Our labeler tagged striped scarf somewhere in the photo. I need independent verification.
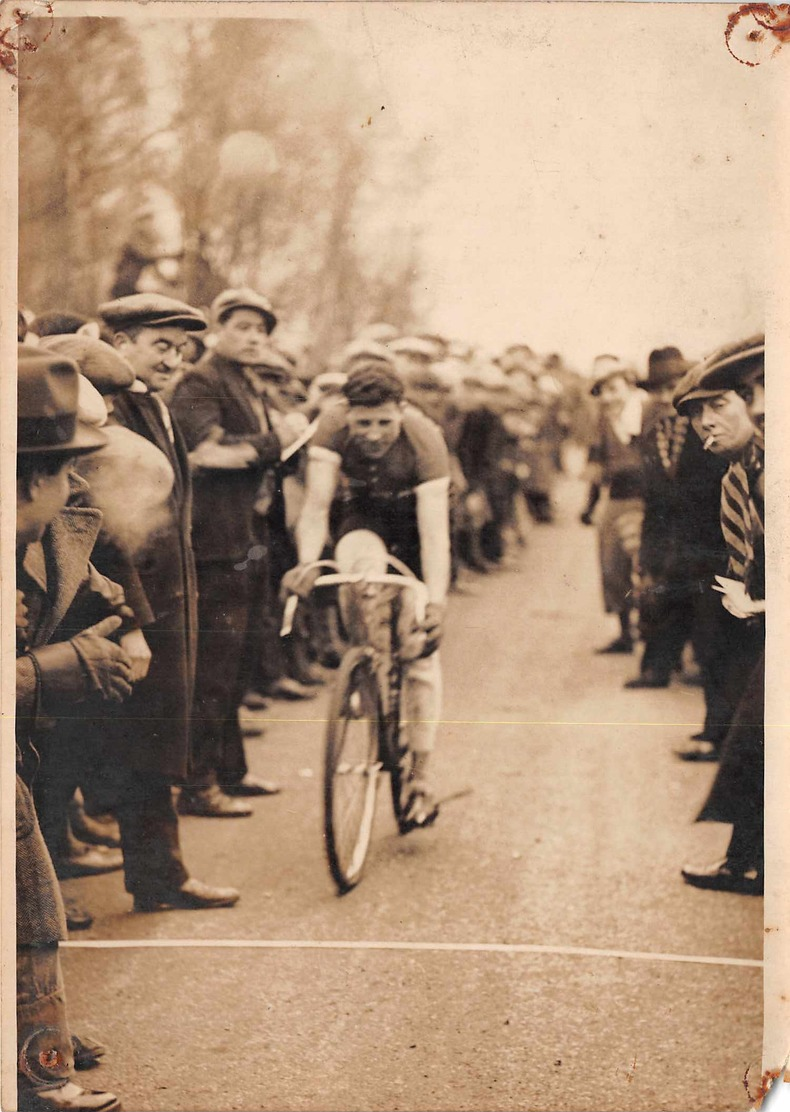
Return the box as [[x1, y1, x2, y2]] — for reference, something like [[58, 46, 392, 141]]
[[720, 429, 764, 583]]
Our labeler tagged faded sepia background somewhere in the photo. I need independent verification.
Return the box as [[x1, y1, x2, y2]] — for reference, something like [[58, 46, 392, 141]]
[[18, 4, 772, 373], [7, 3, 788, 1111]]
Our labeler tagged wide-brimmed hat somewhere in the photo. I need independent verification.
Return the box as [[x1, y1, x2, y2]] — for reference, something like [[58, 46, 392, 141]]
[[99, 293, 207, 334], [17, 346, 108, 455], [211, 287, 277, 333], [645, 347, 693, 392], [589, 355, 637, 396], [39, 334, 135, 396]]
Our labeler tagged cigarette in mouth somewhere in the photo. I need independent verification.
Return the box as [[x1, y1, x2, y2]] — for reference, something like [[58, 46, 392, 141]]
[[703, 435, 715, 450]]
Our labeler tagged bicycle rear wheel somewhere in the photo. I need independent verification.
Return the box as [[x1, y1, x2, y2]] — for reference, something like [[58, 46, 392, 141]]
[[324, 647, 382, 893]]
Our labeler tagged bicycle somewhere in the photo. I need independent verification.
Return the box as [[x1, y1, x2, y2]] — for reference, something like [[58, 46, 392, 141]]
[[281, 556, 434, 894]]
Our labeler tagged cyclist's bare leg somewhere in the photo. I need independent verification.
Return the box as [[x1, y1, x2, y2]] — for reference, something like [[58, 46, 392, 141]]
[[335, 531, 442, 825]]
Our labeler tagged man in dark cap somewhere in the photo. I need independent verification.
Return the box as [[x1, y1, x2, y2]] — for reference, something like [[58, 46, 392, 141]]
[[624, 348, 730, 718], [97, 294, 241, 904], [170, 288, 303, 817], [673, 336, 765, 893], [15, 347, 130, 1112]]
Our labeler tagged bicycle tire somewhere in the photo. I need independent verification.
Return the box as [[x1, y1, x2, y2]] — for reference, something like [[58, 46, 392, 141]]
[[384, 669, 411, 833], [324, 647, 382, 893]]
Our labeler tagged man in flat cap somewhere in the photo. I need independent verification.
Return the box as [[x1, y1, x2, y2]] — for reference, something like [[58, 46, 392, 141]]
[[16, 347, 131, 1112], [97, 293, 240, 906], [582, 356, 649, 653], [673, 336, 765, 894], [170, 288, 303, 817]]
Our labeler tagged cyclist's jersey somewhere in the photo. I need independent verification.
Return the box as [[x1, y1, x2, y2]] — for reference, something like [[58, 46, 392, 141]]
[[310, 401, 450, 575], [310, 400, 450, 494]]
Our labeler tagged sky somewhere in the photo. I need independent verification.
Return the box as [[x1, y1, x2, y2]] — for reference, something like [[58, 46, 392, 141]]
[[319, 3, 778, 371], [133, 2, 779, 373]]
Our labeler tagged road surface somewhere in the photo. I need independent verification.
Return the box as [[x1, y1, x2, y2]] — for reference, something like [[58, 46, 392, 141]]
[[60, 482, 763, 1112]]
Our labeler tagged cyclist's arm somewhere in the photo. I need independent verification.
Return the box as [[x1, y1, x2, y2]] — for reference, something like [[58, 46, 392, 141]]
[[415, 476, 451, 605], [295, 447, 341, 564]]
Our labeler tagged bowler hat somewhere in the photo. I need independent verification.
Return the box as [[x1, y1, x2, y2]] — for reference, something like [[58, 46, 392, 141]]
[[99, 293, 207, 334], [211, 288, 277, 333], [697, 333, 764, 392], [645, 347, 693, 391], [17, 346, 107, 455], [589, 355, 637, 396], [39, 335, 135, 396]]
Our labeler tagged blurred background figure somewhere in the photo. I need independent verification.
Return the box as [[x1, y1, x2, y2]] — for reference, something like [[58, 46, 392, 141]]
[[582, 355, 648, 654]]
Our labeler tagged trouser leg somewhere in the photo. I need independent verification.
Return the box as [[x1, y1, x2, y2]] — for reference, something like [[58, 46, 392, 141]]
[[17, 944, 74, 1093], [188, 562, 251, 791], [111, 772, 188, 898]]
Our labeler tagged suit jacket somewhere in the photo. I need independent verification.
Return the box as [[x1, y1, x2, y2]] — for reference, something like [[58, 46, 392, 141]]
[[639, 402, 728, 582], [170, 353, 282, 563], [97, 388, 198, 779]]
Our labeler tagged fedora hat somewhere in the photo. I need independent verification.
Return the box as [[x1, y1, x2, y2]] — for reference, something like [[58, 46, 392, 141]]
[[645, 347, 693, 391], [17, 346, 107, 455]]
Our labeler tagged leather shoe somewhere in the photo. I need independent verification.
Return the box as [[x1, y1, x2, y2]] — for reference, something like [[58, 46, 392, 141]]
[[268, 676, 317, 701], [62, 894, 94, 931], [681, 859, 763, 895], [177, 786, 252, 818], [133, 877, 240, 912], [595, 636, 633, 655], [674, 740, 718, 762], [241, 690, 270, 710], [17, 1080, 121, 1112], [56, 845, 123, 879], [222, 774, 281, 797], [68, 800, 121, 848], [624, 671, 669, 689], [72, 1034, 106, 1071]]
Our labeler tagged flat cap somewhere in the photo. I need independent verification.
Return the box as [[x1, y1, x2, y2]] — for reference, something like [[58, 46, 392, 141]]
[[697, 333, 764, 392], [99, 293, 207, 333], [387, 336, 437, 362], [39, 334, 135, 396], [402, 364, 451, 393], [211, 287, 277, 333], [672, 365, 729, 414]]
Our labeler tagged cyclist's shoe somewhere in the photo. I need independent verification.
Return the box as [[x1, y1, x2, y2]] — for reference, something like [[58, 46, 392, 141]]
[[401, 781, 439, 831]]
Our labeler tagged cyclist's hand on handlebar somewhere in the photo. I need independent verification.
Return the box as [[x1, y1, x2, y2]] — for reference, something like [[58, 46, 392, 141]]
[[280, 564, 322, 602], [421, 601, 445, 657]]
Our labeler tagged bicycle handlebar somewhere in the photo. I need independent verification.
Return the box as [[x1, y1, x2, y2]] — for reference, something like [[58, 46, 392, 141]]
[[280, 560, 427, 637]]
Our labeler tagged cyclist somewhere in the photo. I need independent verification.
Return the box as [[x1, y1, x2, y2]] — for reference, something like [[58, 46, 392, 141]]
[[283, 362, 451, 826]]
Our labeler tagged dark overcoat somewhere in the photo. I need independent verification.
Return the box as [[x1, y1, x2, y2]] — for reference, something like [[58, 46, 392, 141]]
[[638, 403, 728, 583], [97, 390, 198, 780]]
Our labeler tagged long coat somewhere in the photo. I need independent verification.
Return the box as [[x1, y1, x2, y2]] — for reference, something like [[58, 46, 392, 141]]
[[169, 353, 282, 565], [638, 403, 728, 583], [17, 506, 126, 946], [95, 389, 198, 781]]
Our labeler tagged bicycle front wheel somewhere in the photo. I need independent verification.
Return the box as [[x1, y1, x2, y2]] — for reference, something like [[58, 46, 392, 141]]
[[324, 647, 382, 893]]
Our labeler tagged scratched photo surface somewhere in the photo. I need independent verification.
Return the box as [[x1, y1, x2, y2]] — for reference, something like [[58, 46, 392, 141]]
[[9, 3, 781, 1110]]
